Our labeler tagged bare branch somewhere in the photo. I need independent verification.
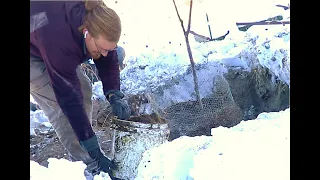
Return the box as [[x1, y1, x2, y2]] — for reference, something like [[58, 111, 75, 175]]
[[172, 0, 203, 108], [172, 0, 186, 34], [186, 0, 193, 34]]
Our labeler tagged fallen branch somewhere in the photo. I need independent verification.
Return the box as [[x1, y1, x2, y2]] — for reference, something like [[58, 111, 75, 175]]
[[275, 4, 290, 10], [190, 30, 230, 42], [236, 21, 290, 26], [190, 30, 211, 41]]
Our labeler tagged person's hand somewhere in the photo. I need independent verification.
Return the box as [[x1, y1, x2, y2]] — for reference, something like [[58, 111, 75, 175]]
[[106, 90, 131, 120], [80, 135, 120, 180]]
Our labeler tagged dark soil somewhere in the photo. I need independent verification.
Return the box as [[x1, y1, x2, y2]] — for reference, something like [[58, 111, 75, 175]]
[[224, 67, 290, 120], [30, 107, 166, 167], [30, 100, 114, 167], [30, 130, 69, 167], [30, 124, 114, 167]]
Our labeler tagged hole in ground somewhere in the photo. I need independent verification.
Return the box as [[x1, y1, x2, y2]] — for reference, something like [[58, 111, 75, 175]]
[[164, 67, 289, 140]]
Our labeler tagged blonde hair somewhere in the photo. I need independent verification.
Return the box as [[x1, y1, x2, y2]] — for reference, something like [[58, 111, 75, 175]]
[[79, 0, 121, 42]]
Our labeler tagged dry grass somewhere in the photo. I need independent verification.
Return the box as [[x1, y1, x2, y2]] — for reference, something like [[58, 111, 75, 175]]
[[250, 65, 268, 88]]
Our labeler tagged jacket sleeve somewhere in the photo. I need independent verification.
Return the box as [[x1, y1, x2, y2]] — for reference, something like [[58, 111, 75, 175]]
[[93, 50, 120, 95], [35, 29, 95, 142]]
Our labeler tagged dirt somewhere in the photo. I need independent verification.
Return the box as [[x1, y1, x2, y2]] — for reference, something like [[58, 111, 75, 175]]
[[30, 123, 114, 167], [30, 104, 167, 167], [224, 67, 290, 120], [30, 99, 114, 167], [30, 130, 69, 167]]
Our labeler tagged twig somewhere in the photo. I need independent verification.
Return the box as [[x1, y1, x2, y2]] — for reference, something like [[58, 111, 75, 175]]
[[186, 0, 192, 34], [173, 0, 186, 34]]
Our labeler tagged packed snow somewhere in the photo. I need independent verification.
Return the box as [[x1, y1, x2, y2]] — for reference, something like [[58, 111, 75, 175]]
[[30, 0, 290, 179]]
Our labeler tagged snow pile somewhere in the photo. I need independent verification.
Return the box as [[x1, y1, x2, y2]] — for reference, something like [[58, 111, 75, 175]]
[[92, 81, 106, 101], [120, 23, 290, 95], [30, 110, 51, 136], [135, 136, 214, 180], [190, 109, 290, 180], [242, 25, 290, 85], [30, 158, 88, 180], [30, 158, 112, 180], [136, 108, 290, 180]]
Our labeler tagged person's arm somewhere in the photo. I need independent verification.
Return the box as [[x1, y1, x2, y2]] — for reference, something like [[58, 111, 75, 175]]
[[93, 50, 131, 120], [36, 30, 94, 141], [93, 50, 120, 97]]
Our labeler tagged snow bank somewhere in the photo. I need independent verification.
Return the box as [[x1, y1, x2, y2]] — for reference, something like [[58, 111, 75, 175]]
[[30, 158, 88, 180], [136, 108, 290, 180], [243, 25, 290, 85], [120, 22, 290, 95], [190, 109, 290, 180]]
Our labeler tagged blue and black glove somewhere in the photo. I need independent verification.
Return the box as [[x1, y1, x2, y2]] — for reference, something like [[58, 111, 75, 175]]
[[80, 135, 120, 179], [105, 90, 131, 120]]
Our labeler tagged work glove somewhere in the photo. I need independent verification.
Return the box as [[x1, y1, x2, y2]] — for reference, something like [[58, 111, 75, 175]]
[[105, 90, 131, 120], [80, 135, 120, 180]]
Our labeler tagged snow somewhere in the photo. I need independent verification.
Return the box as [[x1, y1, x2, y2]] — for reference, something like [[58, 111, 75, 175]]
[[30, 158, 88, 180], [30, 108, 290, 180], [92, 81, 106, 101], [30, 94, 38, 105], [30, 158, 112, 180], [30, 110, 51, 136], [120, 22, 290, 95], [30, 0, 290, 179], [135, 108, 289, 180]]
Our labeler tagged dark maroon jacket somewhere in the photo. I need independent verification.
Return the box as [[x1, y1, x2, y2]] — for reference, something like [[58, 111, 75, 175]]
[[30, 1, 120, 141]]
